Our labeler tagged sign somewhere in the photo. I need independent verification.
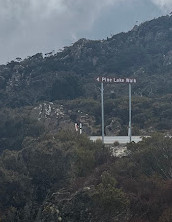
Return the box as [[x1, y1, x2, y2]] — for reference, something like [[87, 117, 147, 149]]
[[75, 123, 79, 132], [96, 77, 136, 83]]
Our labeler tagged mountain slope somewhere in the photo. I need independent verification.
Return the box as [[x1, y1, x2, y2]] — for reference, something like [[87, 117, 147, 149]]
[[0, 15, 172, 107], [0, 15, 172, 222], [0, 15, 171, 151]]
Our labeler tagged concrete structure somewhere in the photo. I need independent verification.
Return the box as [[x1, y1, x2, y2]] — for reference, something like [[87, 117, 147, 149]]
[[90, 136, 144, 144]]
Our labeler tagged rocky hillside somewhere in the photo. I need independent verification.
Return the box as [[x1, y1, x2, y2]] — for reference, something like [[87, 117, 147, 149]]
[[0, 15, 172, 107], [0, 15, 172, 153], [0, 15, 172, 222]]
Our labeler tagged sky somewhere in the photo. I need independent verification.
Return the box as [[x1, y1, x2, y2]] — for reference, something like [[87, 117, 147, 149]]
[[0, 0, 172, 65]]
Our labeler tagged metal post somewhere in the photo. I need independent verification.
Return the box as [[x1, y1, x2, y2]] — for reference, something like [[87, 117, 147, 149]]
[[129, 83, 132, 142], [79, 123, 82, 134], [101, 82, 105, 144]]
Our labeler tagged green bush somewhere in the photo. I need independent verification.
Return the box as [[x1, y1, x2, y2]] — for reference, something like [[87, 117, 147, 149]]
[[93, 171, 129, 213]]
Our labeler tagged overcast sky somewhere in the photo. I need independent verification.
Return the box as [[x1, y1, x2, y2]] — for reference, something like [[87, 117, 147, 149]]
[[0, 0, 172, 65]]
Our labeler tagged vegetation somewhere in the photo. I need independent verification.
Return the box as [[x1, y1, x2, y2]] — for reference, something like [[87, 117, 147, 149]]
[[0, 15, 172, 221], [0, 133, 171, 221]]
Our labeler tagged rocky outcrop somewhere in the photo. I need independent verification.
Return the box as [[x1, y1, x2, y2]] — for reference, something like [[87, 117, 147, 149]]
[[105, 118, 122, 136]]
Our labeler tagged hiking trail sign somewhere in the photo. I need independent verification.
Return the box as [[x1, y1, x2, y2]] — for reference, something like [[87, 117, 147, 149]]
[[96, 76, 136, 83], [96, 76, 137, 143]]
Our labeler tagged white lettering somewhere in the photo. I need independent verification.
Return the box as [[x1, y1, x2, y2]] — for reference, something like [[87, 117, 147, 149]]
[[96, 77, 136, 83], [126, 78, 130, 83]]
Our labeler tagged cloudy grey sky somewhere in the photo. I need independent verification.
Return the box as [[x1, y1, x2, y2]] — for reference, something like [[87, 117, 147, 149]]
[[0, 0, 172, 65]]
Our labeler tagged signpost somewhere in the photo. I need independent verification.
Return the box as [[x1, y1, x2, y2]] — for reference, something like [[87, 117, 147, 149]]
[[96, 76, 136, 143], [101, 82, 105, 143], [129, 83, 132, 142]]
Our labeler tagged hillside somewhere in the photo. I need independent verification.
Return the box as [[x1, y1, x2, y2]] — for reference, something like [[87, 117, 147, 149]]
[[0, 15, 172, 222], [0, 15, 172, 107], [0, 133, 172, 222], [0, 15, 171, 152]]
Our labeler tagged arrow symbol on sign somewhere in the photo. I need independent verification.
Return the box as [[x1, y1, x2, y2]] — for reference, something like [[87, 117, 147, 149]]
[[96, 77, 100, 82]]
